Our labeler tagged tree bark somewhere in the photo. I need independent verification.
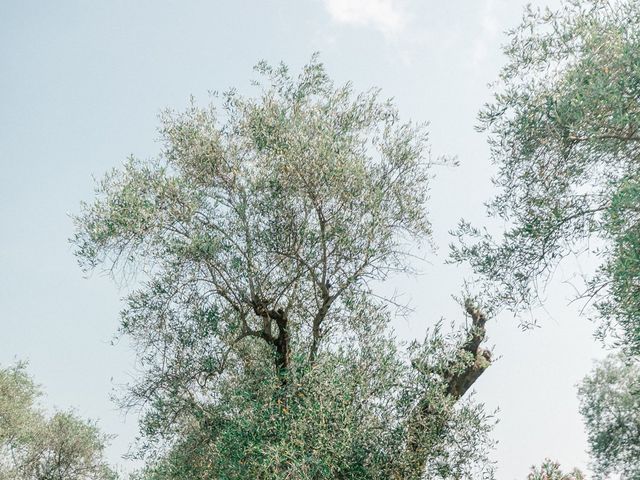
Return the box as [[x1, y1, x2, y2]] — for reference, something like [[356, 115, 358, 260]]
[[251, 300, 290, 381], [274, 312, 290, 378]]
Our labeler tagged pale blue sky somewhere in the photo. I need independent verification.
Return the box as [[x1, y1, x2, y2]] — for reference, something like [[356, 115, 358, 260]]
[[1, 1, 606, 478]]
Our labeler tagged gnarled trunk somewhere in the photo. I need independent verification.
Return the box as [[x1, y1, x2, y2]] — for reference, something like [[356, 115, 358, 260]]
[[401, 300, 492, 479]]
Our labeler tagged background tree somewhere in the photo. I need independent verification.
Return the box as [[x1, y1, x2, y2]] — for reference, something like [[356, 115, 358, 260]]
[[74, 57, 496, 479], [451, 0, 640, 353], [525, 459, 584, 480], [0, 363, 116, 480], [578, 353, 640, 480]]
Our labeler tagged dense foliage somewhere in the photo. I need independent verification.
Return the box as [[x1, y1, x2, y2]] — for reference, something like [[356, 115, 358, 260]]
[[578, 353, 640, 479], [73, 57, 497, 479], [0, 363, 116, 480], [451, 0, 640, 352]]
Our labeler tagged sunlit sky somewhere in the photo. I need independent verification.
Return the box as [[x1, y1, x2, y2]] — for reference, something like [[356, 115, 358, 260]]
[[1, 1, 608, 478]]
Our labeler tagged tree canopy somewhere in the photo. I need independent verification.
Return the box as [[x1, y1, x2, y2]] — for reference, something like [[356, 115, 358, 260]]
[[578, 353, 640, 479], [73, 57, 496, 479], [0, 363, 116, 480], [451, 0, 640, 352], [526, 459, 584, 480]]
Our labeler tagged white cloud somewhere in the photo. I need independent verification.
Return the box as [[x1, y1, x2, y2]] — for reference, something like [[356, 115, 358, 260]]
[[323, 0, 408, 37]]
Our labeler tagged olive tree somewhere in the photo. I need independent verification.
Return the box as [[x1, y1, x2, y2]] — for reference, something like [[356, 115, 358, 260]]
[[525, 459, 584, 480], [73, 57, 496, 479], [578, 353, 640, 479], [451, 0, 640, 352], [449, 2, 640, 476], [0, 363, 116, 480]]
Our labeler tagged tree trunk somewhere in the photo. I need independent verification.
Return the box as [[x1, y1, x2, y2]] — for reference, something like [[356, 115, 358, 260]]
[[401, 300, 492, 479]]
